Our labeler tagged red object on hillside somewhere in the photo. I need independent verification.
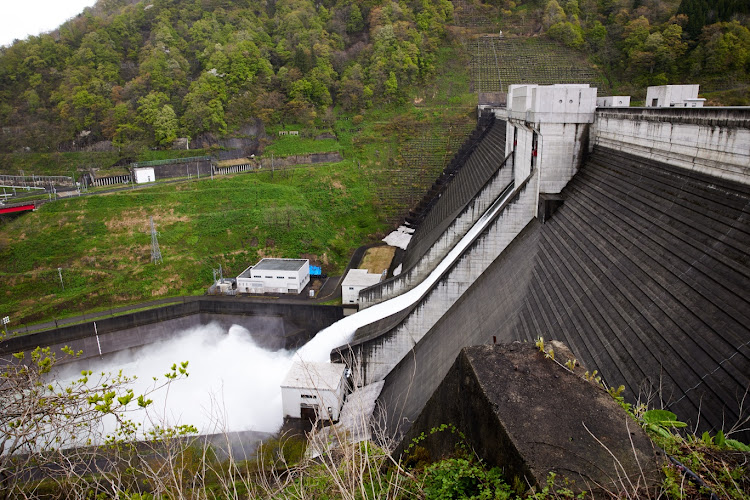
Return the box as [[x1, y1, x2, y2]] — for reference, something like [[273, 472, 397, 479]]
[[0, 204, 35, 215]]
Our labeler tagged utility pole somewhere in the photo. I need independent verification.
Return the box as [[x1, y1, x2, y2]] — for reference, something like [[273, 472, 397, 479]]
[[1, 316, 9, 336], [58, 267, 64, 291], [150, 217, 163, 264]]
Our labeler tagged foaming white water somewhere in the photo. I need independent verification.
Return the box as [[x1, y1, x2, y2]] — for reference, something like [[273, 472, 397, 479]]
[[56, 323, 296, 434]]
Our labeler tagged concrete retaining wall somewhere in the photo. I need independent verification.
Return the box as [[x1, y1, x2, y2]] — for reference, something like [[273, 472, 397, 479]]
[[1, 300, 345, 363], [592, 107, 750, 185], [259, 152, 342, 167], [339, 175, 537, 385], [151, 159, 213, 180], [359, 156, 514, 308]]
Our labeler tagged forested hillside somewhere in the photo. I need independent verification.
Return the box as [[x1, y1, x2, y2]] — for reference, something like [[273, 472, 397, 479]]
[[497, 0, 750, 102], [0, 0, 453, 153]]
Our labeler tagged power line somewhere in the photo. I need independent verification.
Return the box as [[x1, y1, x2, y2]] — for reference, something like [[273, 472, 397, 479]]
[[150, 216, 163, 264]]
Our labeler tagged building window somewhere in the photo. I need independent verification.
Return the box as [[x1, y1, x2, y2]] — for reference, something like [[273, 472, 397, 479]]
[[265, 276, 272, 279], [349, 287, 354, 290], [301, 394, 317, 399], [253, 275, 261, 278], [277, 276, 284, 279]]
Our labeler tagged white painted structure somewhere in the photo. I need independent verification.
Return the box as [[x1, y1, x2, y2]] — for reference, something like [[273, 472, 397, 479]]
[[281, 361, 347, 421], [596, 96, 631, 107], [133, 167, 155, 184], [342, 269, 382, 304], [646, 85, 704, 108], [506, 84, 597, 195], [236, 258, 310, 294]]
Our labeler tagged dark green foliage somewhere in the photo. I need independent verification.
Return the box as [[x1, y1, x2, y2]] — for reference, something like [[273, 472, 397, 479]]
[[421, 457, 516, 499], [504, 0, 750, 101], [0, 0, 453, 154]]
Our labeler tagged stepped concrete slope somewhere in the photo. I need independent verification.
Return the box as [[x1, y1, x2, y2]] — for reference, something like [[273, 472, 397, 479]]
[[377, 146, 750, 442]]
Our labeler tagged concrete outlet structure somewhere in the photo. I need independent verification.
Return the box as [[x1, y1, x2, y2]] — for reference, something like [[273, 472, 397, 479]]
[[281, 361, 347, 422], [505, 83, 597, 196], [342, 269, 382, 304]]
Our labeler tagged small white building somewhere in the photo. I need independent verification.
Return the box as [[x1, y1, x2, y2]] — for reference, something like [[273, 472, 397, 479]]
[[596, 96, 631, 107], [646, 85, 705, 108], [133, 167, 155, 184], [236, 258, 310, 294], [342, 269, 383, 304], [281, 361, 348, 422]]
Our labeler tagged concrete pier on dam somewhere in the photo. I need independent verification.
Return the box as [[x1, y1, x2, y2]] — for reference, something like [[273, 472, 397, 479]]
[[0, 299, 345, 364]]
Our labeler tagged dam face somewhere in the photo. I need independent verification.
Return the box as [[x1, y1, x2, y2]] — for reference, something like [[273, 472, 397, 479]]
[[337, 86, 750, 444]]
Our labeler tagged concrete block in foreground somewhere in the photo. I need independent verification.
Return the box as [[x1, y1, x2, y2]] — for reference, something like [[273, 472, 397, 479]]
[[399, 342, 664, 495]]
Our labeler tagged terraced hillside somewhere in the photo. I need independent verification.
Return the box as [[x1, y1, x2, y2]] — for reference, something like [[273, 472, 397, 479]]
[[469, 36, 608, 93]]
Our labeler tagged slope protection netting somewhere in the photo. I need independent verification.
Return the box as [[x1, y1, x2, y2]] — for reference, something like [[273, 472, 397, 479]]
[[368, 122, 477, 224], [451, 0, 498, 31], [469, 37, 609, 94]]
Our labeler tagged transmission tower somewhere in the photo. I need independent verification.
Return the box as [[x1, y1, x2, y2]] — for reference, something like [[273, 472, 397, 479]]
[[150, 216, 163, 264]]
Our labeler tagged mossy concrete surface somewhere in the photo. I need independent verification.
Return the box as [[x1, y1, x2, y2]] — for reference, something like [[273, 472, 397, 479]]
[[399, 341, 664, 495]]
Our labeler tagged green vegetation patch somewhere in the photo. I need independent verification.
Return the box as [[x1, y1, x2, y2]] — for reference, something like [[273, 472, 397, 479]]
[[0, 161, 386, 326], [263, 136, 341, 157]]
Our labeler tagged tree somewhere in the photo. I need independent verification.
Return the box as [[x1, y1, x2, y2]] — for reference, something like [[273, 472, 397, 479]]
[[543, 0, 566, 29], [0, 344, 192, 498], [549, 21, 585, 49], [181, 72, 228, 136], [698, 21, 750, 75], [347, 4, 365, 34], [384, 71, 399, 103], [138, 91, 178, 146]]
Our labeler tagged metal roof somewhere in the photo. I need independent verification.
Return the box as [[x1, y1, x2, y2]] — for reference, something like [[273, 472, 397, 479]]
[[342, 269, 382, 288], [282, 361, 346, 390], [253, 258, 308, 272]]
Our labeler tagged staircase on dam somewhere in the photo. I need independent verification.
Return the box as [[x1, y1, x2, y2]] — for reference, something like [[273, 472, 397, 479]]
[[374, 145, 750, 442], [359, 115, 510, 308]]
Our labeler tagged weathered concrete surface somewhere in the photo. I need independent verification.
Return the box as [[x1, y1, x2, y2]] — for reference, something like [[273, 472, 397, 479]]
[[592, 107, 750, 185], [399, 342, 664, 495], [339, 175, 536, 386]]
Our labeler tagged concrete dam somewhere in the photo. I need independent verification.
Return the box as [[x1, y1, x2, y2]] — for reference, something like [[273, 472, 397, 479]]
[[333, 84, 750, 444], [2, 84, 747, 448]]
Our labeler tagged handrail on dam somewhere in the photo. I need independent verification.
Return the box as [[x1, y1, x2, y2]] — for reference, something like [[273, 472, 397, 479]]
[[332, 168, 536, 390], [358, 150, 515, 308], [346, 172, 527, 349]]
